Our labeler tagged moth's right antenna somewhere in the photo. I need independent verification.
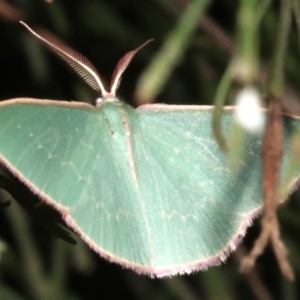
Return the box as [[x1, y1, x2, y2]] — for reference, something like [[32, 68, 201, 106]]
[[110, 40, 153, 96]]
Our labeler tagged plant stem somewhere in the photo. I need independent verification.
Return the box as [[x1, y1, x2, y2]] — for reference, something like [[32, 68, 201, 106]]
[[212, 64, 232, 151], [134, 0, 211, 104], [267, 0, 292, 97]]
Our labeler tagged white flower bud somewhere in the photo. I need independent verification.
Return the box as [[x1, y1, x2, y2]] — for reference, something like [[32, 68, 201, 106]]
[[235, 87, 265, 133]]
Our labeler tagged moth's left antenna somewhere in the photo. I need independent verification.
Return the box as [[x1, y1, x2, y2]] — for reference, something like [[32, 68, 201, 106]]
[[20, 21, 109, 97]]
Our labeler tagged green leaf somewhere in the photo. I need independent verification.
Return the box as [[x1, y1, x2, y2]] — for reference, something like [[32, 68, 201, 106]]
[[0, 98, 299, 277]]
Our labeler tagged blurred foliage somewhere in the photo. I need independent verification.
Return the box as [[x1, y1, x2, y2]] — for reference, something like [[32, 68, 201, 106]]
[[1, 0, 300, 299]]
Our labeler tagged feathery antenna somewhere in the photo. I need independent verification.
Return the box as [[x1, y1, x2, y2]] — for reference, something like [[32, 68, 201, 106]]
[[110, 39, 153, 95], [20, 21, 108, 96]]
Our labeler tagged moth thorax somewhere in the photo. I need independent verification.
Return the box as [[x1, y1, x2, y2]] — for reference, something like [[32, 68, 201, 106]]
[[95, 96, 120, 106]]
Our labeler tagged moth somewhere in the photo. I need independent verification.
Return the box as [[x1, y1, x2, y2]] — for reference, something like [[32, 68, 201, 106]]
[[0, 21, 299, 277]]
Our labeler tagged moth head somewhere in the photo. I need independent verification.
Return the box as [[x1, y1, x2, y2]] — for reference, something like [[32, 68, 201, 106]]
[[20, 21, 152, 105]]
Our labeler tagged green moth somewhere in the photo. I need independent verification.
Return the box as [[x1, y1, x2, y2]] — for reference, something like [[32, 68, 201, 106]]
[[0, 22, 300, 277]]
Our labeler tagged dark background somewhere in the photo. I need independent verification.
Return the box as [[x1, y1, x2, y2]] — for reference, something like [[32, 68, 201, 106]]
[[1, 0, 300, 299]]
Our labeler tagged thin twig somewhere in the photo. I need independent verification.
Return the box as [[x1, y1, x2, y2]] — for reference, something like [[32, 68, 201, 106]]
[[200, 15, 234, 54], [240, 96, 294, 281], [0, 0, 24, 21], [234, 247, 274, 300], [240, 0, 294, 281], [291, 0, 300, 53]]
